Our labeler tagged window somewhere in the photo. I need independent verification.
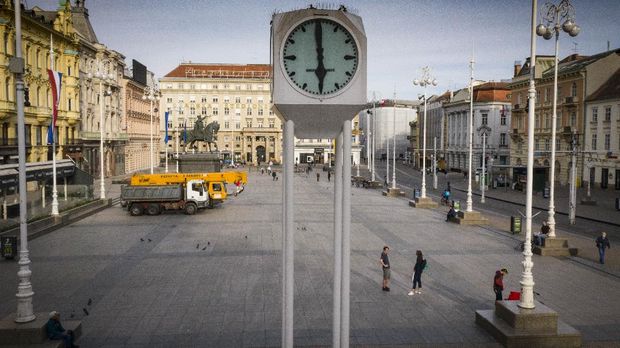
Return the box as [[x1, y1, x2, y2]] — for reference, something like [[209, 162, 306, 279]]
[[235, 85, 241, 90], [201, 96, 207, 103], [246, 119, 252, 128], [190, 96, 196, 103], [258, 97, 264, 104], [68, 98, 72, 111], [592, 107, 598, 122], [500, 133, 506, 146], [246, 84, 251, 90], [190, 106, 196, 115], [258, 108, 264, 116], [257, 119, 264, 128], [570, 112, 576, 127], [535, 139, 540, 151], [201, 107, 207, 115], [246, 97, 252, 104], [190, 84, 195, 90], [235, 109, 241, 117], [605, 107, 611, 121], [269, 119, 275, 128], [224, 107, 230, 115], [571, 82, 577, 97], [167, 97, 173, 103], [212, 96, 218, 103], [212, 107, 218, 116], [3, 32, 8, 54], [556, 137, 561, 151], [178, 83, 184, 89], [213, 84, 219, 90], [481, 113, 488, 125], [517, 93, 522, 105], [235, 96, 241, 103], [36, 126, 42, 145], [246, 107, 252, 115], [500, 111, 506, 125], [25, 124, 31, 146], [224, 96, 230, 103], [605, 134, 610, 150], [545, 138, 550, 151], [224, 121, 230, 129], [545, 113, 551, 128], [545, 88, 549, 102], [236, 122, 240, 129], [592, 134, 597, 150], [67, 65, 71, 76]]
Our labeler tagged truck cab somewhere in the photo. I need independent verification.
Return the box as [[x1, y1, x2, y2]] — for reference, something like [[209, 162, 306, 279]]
[[188, 180, 210, 209], [208, 181, 226, 206]]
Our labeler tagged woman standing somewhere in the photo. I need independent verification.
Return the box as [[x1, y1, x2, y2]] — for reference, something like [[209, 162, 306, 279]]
[[408, 250, 427, 295]]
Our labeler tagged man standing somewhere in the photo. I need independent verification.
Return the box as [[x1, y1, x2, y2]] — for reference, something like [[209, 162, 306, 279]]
[[380, 246, 391, 291], [316, 172, 320, 182], [493, 268, 508, 301], [327, 170, 331, 182], [596, 232, 611, 264]]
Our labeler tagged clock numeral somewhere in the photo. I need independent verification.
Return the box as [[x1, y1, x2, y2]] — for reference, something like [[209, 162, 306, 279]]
[[301, 26, 306, 32], [335, 83, 340, 89], [344, 55, 355, 60], [288, 39, 295, 44], [345, 38, 351, 44], [333, 26, 338, 33], [284, 55, 296, 61], [289, 71, 296, 77], [345, 71, 352, 77], [302, 83, 307, 90]]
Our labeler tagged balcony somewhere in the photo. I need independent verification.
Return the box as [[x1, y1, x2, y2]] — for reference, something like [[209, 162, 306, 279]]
[[564, 96, 578, 105]]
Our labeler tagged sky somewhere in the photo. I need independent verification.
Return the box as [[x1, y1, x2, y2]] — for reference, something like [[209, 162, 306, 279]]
[[26, 0, 620, 100]]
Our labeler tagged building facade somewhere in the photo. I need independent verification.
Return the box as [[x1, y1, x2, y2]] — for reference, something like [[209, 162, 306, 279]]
[[510, 50, 620, 188], [419, 91, 451, 169], [160, 63, 281, 165], [583, 68, 620, 189], [445, 82, 511, 174], [1, 1, 80, 164]]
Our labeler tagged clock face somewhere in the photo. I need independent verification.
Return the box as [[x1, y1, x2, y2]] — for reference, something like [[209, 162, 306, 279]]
[[282, 18, 359, 97]]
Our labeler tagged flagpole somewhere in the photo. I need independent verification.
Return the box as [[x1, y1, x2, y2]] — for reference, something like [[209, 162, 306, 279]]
[[165, 112, 169, 173], [50, 34, 59, 216]]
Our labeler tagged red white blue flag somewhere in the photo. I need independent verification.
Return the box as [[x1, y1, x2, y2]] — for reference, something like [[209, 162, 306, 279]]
[[47, 69, 62, 144]]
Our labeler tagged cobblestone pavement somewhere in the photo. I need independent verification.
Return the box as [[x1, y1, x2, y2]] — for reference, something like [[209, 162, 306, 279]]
[[1, 170, 619, 347]]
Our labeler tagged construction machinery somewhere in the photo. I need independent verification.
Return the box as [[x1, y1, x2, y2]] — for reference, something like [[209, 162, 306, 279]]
[[121, 179, 216, 216]]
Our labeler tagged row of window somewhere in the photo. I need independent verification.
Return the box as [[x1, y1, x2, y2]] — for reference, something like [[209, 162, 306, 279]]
[[447, 112, 508, 126], [591, 106, 614, 123], [591, 134, 615, 151], [168, 105, 272, 117], [515, 82, 578, 105], [166, 96, 268, 104], [164, 83, 269, 91], [0, 123, 76, 145]]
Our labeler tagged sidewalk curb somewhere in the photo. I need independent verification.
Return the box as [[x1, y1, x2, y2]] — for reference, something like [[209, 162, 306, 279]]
[[0, 198, 113, 241], [451, 187, 620, 228]]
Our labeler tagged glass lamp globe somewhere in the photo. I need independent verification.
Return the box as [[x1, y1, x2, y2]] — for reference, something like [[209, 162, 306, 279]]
[[543, 30, 553, 40], [413, 79, 420, 86], [432, 79, 438, 86], [536, 24, 547, 36], [562, 19, 575, 33], [569, 25, 580, 37]]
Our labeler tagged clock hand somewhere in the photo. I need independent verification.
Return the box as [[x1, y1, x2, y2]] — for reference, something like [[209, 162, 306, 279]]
[[314, 21, 327, 94]]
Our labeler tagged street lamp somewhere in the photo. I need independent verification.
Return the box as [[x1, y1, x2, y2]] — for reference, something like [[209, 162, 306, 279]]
[[143, 86, 160, 174], [478, 125, 491, 203], [562, 129, 579, 224], [391, 92, 397, 190], [536, 0, 580, 237], [88, 59, 114, 200], [466, 56, 475, 213], [413, 67, 438, 198], [176, 101, 183, 173]]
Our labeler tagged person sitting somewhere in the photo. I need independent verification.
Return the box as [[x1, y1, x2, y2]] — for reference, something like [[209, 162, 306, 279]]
[[46, 311, 78, 348], [446, 205, 457, 222], [534, 221, 550, 246]]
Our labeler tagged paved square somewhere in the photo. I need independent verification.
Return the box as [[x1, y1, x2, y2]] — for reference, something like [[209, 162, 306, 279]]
[[1, 170, 619, 347]]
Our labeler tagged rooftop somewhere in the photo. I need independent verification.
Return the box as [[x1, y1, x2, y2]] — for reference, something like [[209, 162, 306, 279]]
[[163, 63, 272, 79]]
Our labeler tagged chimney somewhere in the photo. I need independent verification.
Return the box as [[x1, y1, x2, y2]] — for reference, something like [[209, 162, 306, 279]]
[[514, 61, 522, 77]]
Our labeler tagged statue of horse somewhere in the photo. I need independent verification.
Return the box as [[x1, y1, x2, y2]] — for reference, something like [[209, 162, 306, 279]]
[[186, 121, 220, 153]]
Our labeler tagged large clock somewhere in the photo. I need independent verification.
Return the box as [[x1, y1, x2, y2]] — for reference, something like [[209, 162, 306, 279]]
[[281, 18, 359, 97]]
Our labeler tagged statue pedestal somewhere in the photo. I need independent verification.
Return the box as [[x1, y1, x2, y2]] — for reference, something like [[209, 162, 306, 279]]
[[178, 153, 221, 173]]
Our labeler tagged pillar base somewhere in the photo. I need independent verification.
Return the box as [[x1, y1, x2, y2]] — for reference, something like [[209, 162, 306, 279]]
[[533, 237, 578, 257], [382, 188, 405, 197], [580, 198, 597, 206], [476, 300, 581, 347], [455, 210, 488, 225], [408, 196, 438, 208], [366, 180, 383, 189], [0, 312, 81, 346]]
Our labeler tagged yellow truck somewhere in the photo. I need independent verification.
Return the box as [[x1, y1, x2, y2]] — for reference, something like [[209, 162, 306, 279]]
[[126, 171, 247, 207]]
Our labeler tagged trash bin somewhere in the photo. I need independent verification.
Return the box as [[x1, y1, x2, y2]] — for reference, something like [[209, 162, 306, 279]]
[[413, 188, 420, 199], [1, 236, 17, 260], [510, 216, 522, 234], [543, 187, 550, 198]]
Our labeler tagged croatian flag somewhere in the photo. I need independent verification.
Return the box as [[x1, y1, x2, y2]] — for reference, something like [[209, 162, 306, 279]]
[[164, 111, 169, 144], [47, 69, 62, 144], [183, 120, 187, 143]]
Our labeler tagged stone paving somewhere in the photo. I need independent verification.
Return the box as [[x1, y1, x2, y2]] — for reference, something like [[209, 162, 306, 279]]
[[0, 170, 619, 347]]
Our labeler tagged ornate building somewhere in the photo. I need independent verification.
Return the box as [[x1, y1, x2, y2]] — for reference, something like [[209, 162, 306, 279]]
[[160, 63, 282, 165], [0, 0, 80, 164]]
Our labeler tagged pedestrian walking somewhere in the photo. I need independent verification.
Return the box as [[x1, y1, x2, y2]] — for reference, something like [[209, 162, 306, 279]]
[[380, 246, 391, 291], [261, 167, 265, 175], [327, 170, 331, 182], [493, 268, 508, 301], [272, 171, 277, 181], [408, 250, 427, 295], [595, 232, 611, 264], [316, 172, 320, 182]]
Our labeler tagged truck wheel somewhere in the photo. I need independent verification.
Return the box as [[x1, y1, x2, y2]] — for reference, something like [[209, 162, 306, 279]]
[[129, 204, 143, 216], [185, 203, 197, 215], [147, 204, 160, 215]]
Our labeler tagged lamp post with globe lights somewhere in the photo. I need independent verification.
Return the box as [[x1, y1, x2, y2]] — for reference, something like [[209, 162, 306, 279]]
[[143, 86, 161, 174], [413, 67, 437, 199], [88, 59, 114, 200], [536, 0, 580, 237]]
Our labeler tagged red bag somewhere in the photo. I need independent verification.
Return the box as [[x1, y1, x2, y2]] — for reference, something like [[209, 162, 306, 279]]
[[507, 291, 520, 301]]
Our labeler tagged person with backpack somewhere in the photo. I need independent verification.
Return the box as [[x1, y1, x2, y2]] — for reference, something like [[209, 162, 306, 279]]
[[408, 250, 427, 295]]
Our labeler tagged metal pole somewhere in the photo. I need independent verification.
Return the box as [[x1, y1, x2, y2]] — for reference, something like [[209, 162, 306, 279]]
[[421, 88, 428, 197], [63, 177, 67, 201], [392, 94, 397, 190], [149, 98, 154, 174], [366, 109, 370, 169], [175, 109, 179, 173], [386, 115, 389, 186], [481, 132, 486, 203], [50, 35, 59, 216], [341, 120, 352, 347], [433, 137, 437, 190], [548, 27, 560, 237], [99, 78, 106, 199], [466, 56, 475, 212], [332, 132, 343, 347], [13, 0, 36, 323], [371, 94, 376, 182], [282, 120, 294, 348], [519, 0, 537, 310], [569, 133, 577, 224]]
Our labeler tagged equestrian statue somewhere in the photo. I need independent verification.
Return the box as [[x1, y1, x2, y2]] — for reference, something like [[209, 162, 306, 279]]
[[185, 116, 220, 153]]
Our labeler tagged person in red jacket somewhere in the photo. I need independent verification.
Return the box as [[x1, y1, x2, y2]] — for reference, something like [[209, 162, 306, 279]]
[[493, 268, 508, 301]]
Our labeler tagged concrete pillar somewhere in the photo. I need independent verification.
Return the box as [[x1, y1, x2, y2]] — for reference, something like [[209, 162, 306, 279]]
[[41, 182, 45, 208]]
